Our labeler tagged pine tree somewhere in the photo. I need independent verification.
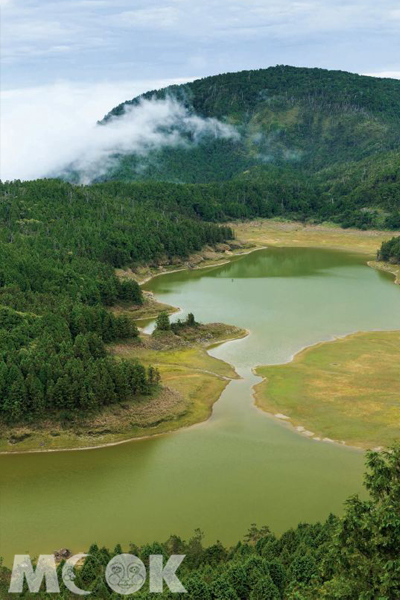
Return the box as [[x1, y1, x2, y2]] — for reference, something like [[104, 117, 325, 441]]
[[155, 311, 171, 332], [186, 312, 197, 327]]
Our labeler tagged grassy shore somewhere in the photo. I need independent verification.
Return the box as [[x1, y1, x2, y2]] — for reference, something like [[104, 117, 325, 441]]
[[255, 330, 400, 449], [0, 323, 246, 453], [233, 219, 399, 254], [242, 220, 400, 449]]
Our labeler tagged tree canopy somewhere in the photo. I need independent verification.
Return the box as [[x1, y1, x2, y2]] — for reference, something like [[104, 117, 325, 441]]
[[0, 179, 233, 424]]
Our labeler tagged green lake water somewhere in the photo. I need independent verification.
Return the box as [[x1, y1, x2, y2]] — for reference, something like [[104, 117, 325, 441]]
[[1, 247, 400, 564]]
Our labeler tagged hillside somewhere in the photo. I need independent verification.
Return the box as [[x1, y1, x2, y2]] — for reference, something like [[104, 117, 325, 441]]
[[103, 66, 400, 173], [0, 179, 233, 427], [80, 66, 400, 229]]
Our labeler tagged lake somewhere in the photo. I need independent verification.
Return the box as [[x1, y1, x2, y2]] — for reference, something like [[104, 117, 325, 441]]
[[1, 247, 400, 564]]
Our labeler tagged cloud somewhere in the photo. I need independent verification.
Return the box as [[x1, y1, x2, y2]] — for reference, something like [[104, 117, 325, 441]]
[[4, 0, 400, 72], [113, 7, 179, 29], [69, 97, 238, 183], [363, 71, 400, 79], [0, 78, 191, 181], [0, 77, 238, 182], [2, 0, 400, 107]]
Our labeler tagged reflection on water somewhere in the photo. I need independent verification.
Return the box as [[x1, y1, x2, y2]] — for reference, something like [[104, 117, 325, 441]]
[[1, 247, 400, 564]]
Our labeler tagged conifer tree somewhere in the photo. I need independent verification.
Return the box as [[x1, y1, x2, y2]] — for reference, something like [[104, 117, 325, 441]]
[[155, 311, 171, 332]]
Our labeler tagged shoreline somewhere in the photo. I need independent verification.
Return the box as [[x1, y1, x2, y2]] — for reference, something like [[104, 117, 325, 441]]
[[251, 330, 386, 453], [138, 245, 266, 286], [0, 240, 261, 456], [367, 260, 400, 285], [0, 328, 249, 456], [251, 255, 400, 451], [1, 227, 397, 455]]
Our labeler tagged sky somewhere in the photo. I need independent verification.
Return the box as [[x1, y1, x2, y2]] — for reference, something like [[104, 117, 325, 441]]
[[2, 0, 400, 180]]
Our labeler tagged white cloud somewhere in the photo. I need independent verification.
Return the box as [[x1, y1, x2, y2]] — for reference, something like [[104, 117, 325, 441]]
[[363, 71, 400, 79], [2, 0, 400, 113], [70, 96, 238, 183], [0, 78, 195, 181], [1, 76, 239, 183], [4, 0, 400, 67], [114, 7, 179, 28]]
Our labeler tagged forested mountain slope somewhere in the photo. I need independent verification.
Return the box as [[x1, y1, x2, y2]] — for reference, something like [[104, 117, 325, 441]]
[[0, 179, 232, 424], [89, 66, 400, 228]]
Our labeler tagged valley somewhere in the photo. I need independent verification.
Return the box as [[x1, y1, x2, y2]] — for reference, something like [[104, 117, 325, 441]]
[[2, 66, 400, 597], [3, 229, 400, 567]]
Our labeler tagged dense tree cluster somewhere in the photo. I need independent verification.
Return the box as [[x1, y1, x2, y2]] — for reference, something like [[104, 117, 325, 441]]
[[2, 447, 400, 598], [154, 311, 199, 335], [1, 173, 399, 423], [171, 312, 198, 332], [97, 169, 400, 230], [63, 170, 400, 231], [378, 235, 400, 263], [154, 311, 171, 332], [0, 179, 232, 424], [106, 66, 400, 124]]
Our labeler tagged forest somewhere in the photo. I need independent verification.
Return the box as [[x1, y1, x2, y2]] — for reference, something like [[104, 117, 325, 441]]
[[1, 446, 399, 598], [0, 179, 233, 424], [105, 66, 400, 132], [2, 67, 400, 598], [68, 170, 400, 231], [86, 66, 400, 231]]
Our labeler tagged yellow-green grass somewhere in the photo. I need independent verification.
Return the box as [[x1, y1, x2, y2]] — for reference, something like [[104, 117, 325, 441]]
[[114, 342, 239, 380], [255, 331, 400, 449], [233, 219, 399, 255], [113, 342, 234, 432]]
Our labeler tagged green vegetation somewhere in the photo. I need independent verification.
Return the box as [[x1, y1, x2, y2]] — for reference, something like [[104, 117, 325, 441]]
[[0, 316, 245, 452], [111, 290, 179, 322], [2, 446, 400, 598], [155, 311, 199, 334], [106, 66, 400, 125], [155, 311, 171, 332], [0, 179, 233, 427], [1, 175, 397, 438], [92, 66, 400, 229], [255, 330, 400, 448], [379, 235, 400, 263]]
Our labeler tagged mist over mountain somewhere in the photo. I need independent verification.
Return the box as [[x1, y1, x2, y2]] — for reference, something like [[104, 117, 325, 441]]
[[61, 65, 400, 229], [99, 66, 400, 174]]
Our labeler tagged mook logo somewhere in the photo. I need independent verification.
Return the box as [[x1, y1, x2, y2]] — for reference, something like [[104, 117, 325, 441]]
[[9, 553, 187, 595]]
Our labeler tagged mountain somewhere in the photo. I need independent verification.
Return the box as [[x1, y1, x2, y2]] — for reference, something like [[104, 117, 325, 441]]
[[101, 66, 400, 174], [69, 66, 400, 229]]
